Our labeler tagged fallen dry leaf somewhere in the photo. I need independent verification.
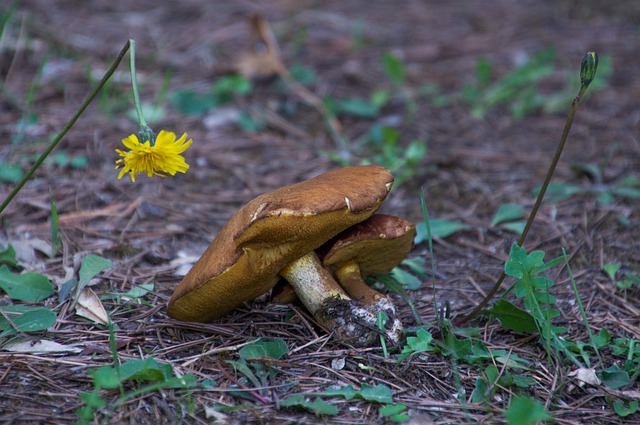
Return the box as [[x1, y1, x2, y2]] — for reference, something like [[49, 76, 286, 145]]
[[2, 338, 83, 354], [75, 288, 109, 325], [569, 368, 601, 387]]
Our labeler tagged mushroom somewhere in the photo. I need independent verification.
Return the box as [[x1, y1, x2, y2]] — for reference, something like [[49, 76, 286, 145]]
[[168, 165, 396, 346], [320, 214, 416, 306], [273, 214, 416, 343]]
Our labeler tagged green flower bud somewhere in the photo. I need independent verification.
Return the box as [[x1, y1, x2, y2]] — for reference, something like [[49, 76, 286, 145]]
[[138, 125, 156, 146], [580, 51, 598, 87]]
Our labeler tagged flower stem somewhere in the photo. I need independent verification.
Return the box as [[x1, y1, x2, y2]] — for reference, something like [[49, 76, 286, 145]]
[[128, 39, 147, 130], [0, 40, 132, 215], [458, 52, 598, 324]]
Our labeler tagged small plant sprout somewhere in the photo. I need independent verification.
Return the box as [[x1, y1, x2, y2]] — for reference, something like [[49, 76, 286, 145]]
[[461, 51, 599, 323], [115, 40, 192, 182]]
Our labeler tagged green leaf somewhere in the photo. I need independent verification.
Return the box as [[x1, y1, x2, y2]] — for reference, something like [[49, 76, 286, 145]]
[[306, 398, 339, 416], [118, 358, 174, 382], [0, 265, 55, 302], [593, 328, 611, 349], [612, 399, 639, 417], [600, 365, 631, 389], [320, 385, 359, 400], [398, 328, 433, 362], [0, 306, 56, 337], [0, 245, 20, 269], [603, 263, 621, 281], [500, 221, 526, 234], [390, 267, 422, 290], [280, 395, 338, 416], [511, 374, 537, 388], [331, 97, 380, 118], [380, 403, 407, 417], [0, 161, 24, 183], [533, 182, 583, 202], [504, 396, 552, 425], [239, 338, 288, 360], [382, 52, 406, 85], [90, 366, 121, 390], [78, 255, 112, 292], [491, 203, 525, 227], [359, 384, 393, 404], [483, 299, 538, 334], [415, 220, 469, 243], [279, 394, 305, 407], [171, 90, 216, 115], [120, 282, 154, 300]]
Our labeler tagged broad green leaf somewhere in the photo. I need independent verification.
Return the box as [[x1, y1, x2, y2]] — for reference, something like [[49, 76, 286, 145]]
[[500, 221, 526, 234], [0, 161, 24, 183], [612, 399, 639, 417], [121, 282, 154, 300], [78, 255, 113, 291], [600, 365, 631, 389], [306, 398, 339, 416], [593, 328, 611, 349], [320, 385, 359, 400], [0, 245, 20, 269], [483, 299, 538, 334], [170, 90, 216, 116], [380, 403, 407, 417], [504, 396, 552, 425], [279, 395, 338, 416], [90, 366, 121, 390], [533, 182, 582, 202], [511, 374, 536, 388], [0, 265, 54, 302], [118, 358, 174, 382], [398, 328, 433, 362], [390, 267, 422, 291], [279, 394, 305, 407], [0, 307, 56, 337], [415, 220, 469, 243], [239, 338, 288, 360], [491, 203, 525, 227], [472, 376, 489, 403], [359, 384, 393, 404]]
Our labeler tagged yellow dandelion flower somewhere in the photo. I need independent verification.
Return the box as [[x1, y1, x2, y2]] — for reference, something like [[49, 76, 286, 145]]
[[115, 130, 192, 182]]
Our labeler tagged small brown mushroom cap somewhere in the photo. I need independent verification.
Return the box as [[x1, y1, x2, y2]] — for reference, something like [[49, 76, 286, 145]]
[[321, 214, 416, 279], [168, 165, 393, 323]]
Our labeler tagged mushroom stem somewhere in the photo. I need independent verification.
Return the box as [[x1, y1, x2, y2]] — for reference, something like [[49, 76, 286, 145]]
[[280, 252, 402, 347], [334, 263, 386, 305], [279, 251, 349, 316]]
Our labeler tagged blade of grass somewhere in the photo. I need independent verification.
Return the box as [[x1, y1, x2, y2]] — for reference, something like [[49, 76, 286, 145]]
[[562, 248, 602, 364], [419, 187, 436, 326]]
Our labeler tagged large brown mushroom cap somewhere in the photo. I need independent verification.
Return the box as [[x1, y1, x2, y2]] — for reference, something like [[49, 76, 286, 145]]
[[168, 165, 393, 323]]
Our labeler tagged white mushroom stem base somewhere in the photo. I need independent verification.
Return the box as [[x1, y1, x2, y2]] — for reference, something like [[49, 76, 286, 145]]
[[280, 252, 402, 347]]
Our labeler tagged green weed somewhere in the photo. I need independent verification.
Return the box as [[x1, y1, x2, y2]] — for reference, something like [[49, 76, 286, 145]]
[[171, 74, 252, 116], [76, 320, 196, 424], [535, 173, 640, 205]]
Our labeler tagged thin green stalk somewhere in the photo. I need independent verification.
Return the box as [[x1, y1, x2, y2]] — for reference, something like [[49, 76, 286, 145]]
[[459, 52, 598, 324], [0, 40, 132, 215], [128, 40, 146, 130], [563, 248, 603, 364], [420, 187, 437, 326]]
